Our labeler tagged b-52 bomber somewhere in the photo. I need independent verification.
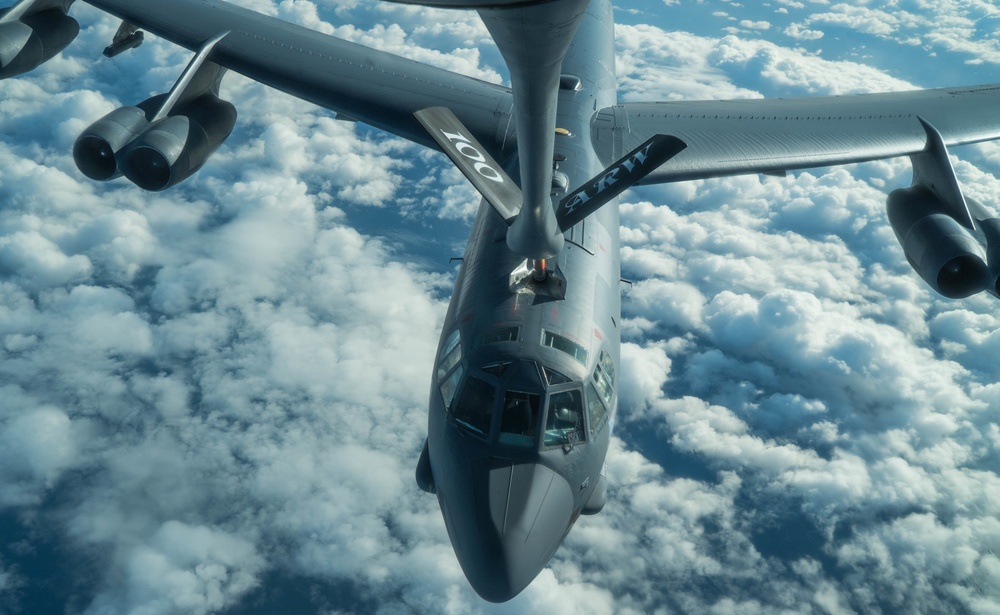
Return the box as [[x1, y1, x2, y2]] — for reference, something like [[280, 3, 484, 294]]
[[3, 0, 1000, 602]]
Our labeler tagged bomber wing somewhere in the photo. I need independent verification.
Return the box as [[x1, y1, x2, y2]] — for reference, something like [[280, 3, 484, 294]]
[[592, 84, 1000, 184], [82, 0, 513, 154]]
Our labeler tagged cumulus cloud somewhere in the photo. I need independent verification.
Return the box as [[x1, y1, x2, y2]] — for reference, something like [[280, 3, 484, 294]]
[[85, 521, 264, 615], [784, 23, 824, 40], [796, 1, 1000, 65], [615, 23, 915, 101], [605, 3, 1000, 613], [1, 0, 1000, 614]]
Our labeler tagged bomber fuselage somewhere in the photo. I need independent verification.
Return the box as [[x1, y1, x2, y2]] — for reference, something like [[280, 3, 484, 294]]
[[417, 0, 622, 603]]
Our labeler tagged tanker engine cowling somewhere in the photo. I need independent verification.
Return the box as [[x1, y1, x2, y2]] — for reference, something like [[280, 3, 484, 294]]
[[0, 7, 78, 79], [886, 185, 991, 299]]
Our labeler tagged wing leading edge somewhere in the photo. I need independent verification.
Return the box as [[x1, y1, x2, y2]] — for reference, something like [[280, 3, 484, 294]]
[[594, 84, 1000, 184], [82, 0, 513, 155]]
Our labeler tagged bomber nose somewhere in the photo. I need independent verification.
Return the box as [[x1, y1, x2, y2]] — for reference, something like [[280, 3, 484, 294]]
[[446, 461, 575, 602]]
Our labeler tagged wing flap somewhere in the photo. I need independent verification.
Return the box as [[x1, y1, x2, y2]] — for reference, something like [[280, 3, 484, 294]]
[[594, 84, 1000, 184]]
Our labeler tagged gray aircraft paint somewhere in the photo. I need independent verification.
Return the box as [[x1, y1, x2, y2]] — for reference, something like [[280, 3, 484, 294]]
[[423, 2, 621, 600]]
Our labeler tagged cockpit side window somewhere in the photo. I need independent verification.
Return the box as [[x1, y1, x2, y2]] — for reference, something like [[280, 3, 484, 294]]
[[474, 326, 519, 347], [438, 329, 462, 380], [440, 365, 464, 409], [452, 376, 496, 438], [541, 330, 588, 366], [593, 350, 615, 408], [438, 329, 464, 409], [441, 329, 461, 357], [599, 350, 616, 385], [586, 381, 608, 435], [498, 391, 540, 447], [544, 389, 585, 447]]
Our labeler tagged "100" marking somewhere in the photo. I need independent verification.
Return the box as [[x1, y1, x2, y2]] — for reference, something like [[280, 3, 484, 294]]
[[440, 130, 504, 184]]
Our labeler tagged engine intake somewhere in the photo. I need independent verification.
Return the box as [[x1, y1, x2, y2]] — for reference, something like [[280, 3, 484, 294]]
[[75, 108, 148, 181], [887, 185, 991, 298], [0, 8, 78, 79], [73, 94, 168, 181]]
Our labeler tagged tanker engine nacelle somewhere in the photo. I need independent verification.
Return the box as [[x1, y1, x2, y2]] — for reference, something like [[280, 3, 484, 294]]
[[0, 5, 78, 79], [73, 93, 237, 191], [886, 185, 994, 299]]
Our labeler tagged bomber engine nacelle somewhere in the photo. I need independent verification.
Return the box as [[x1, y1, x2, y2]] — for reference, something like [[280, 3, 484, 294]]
[[120, 95, 236, 191], [73, 94, 237, 191], [886, 185, 991, 298], [0, 8, 79, 79]]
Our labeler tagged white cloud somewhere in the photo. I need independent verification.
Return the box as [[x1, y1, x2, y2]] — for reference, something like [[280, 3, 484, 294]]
[[784, 23, 825, 40], [1, 0, 1000, 613], [739, 20, 772, 30], [615, 23, 915, 101], [797, 1, 1000, 65], [85, 521, 263, 615], [0, 404, 77, 507], [619, 341, 672, 410]]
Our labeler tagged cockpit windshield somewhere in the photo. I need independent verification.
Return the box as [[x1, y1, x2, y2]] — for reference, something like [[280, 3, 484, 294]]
[[452, 375, 496, 438], [444, 357, 605, 449], [544, 389, 585, 447], [499, 391, 540, 447]]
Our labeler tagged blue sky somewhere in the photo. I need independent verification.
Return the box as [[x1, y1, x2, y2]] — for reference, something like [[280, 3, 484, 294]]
[[2, 1, 1000, 614]]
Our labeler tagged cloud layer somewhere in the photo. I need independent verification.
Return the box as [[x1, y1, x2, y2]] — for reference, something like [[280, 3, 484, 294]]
[[0, 1, 999, 614]]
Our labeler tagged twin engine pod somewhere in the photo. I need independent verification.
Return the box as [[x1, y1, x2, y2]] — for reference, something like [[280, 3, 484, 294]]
[[0, 7, 79, 79], [73, 94, 237, 191], [887, 185, 1000, 299]]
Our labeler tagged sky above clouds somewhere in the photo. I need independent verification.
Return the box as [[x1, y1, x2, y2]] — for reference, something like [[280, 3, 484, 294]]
[[1, 0, 1000, 614]]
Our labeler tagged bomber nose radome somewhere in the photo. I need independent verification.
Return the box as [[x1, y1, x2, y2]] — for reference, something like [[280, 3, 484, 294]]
[[452, 462, 575, 602]]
